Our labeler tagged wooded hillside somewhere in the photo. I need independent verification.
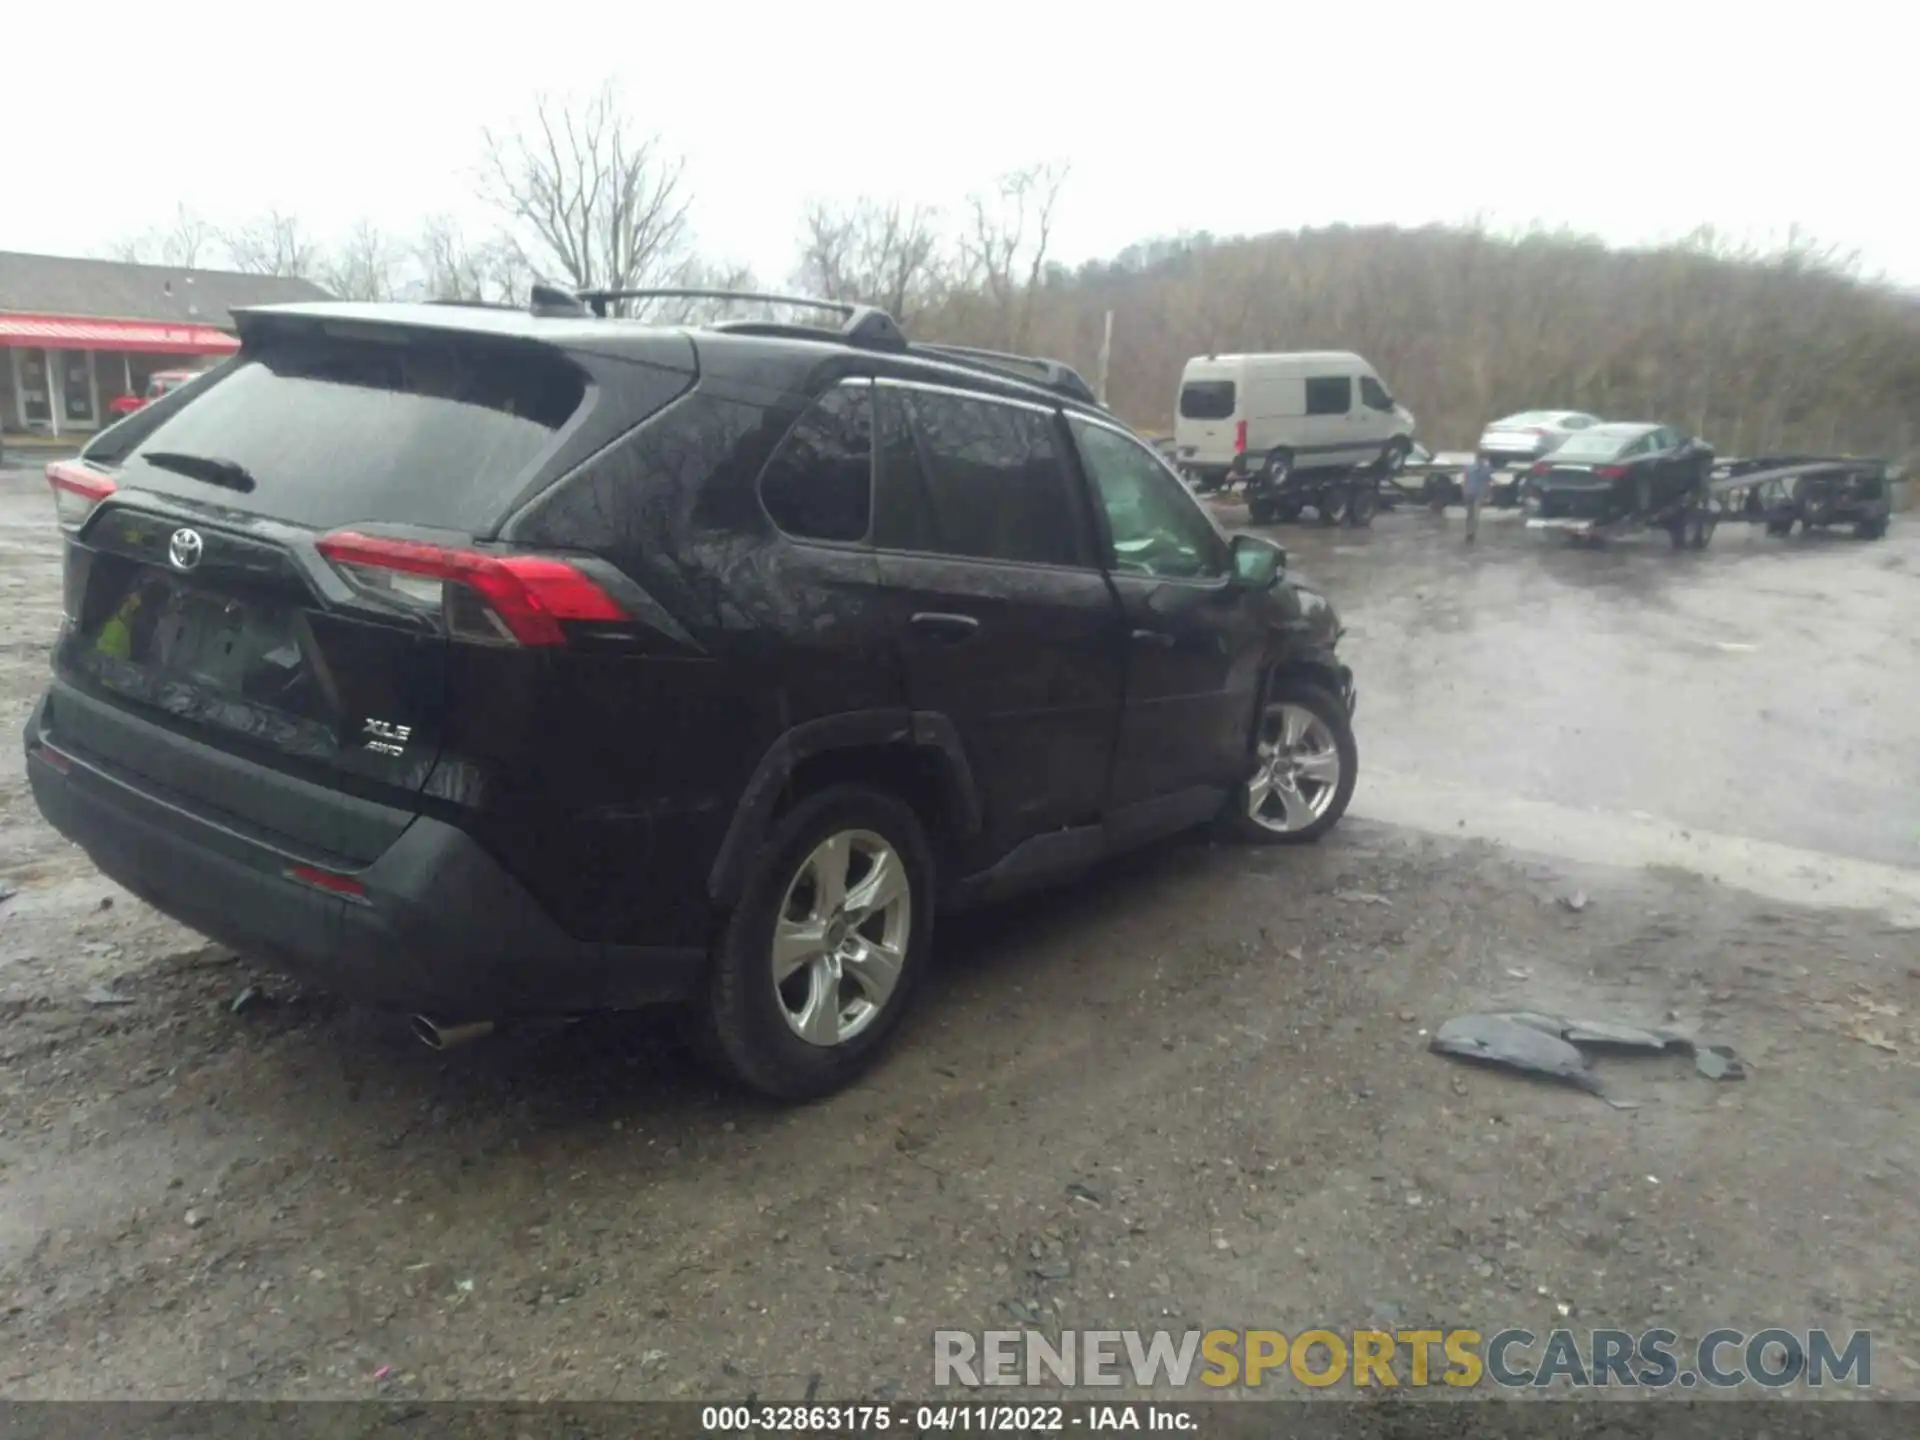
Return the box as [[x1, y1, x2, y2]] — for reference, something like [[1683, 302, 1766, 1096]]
[[923, 226, 1920, 459]]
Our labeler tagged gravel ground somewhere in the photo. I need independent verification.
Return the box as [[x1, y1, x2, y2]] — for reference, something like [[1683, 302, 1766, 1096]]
[[1, 463, 1917, 1401]]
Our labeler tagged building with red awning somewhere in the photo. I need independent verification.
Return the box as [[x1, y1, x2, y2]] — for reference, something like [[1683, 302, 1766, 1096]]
[[1, 251, 330, 439]]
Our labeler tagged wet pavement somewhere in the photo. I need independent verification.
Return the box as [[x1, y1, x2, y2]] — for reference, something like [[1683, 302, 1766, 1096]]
[[2, 463, 1918, 1400], [1248, 499, 1920, 874]]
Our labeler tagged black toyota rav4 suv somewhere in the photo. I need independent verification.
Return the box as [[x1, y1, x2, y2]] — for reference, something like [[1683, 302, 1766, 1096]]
[[24, 287, 1356, 1100]]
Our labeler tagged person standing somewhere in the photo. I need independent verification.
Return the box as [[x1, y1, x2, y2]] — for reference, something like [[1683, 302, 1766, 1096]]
[[1462, 454, 1494, 542]]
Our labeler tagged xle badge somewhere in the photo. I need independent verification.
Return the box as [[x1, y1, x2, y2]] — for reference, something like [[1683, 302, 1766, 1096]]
[[363, 719, 411, 757]]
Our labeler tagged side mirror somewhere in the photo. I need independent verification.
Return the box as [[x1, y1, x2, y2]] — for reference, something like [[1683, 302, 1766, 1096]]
[[1230, 533, 1284, 589]]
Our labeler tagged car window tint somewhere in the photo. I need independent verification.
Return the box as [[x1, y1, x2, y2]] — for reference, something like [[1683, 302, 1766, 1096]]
[[1359, 376, 1394, 413], [1179, 380, 1236, 420], [884, 388, 1088, 568], [759, 384, 873, 542], [1069, 417, 1228, 580], [117, 336, 591, 531], [1563, 414, 1595, 430], [872, 385, 935, 552], [1305, 376, 1351, 416]]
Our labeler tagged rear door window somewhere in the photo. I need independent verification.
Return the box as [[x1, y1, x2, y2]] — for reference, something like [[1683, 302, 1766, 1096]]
[[114, 335, 589, 533], [758, 383, 873, 543], [1178, 380, 1236, 420], [1305, 376, 1352, 416], [874, 386, 1089, 568]]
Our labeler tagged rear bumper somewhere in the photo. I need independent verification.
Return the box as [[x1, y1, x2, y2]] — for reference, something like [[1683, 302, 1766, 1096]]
[[23, 693, 704, 1017]]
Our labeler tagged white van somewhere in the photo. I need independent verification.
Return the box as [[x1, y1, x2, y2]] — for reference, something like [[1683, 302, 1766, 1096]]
[[1173, 352, 1416, 489]]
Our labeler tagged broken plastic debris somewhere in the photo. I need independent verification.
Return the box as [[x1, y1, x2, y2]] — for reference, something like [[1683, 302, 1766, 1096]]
[[1506, 1013, 1687, 1054], [84, 985, 136, 1007], [1428, 1014, 1604, 1095], [1333, 890, 1394, 907], [1558, 890, 1590, 912], [372, 1365, 393, 1382], [1431, 1010, 1740, 1105], [1694, 1046, 1745, 1081]]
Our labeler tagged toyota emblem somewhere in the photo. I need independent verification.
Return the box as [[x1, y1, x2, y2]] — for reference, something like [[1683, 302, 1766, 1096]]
[[168, 527, 204, 572]]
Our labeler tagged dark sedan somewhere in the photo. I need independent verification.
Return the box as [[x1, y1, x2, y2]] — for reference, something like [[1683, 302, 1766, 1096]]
[[1523, 423, 1716, 535]]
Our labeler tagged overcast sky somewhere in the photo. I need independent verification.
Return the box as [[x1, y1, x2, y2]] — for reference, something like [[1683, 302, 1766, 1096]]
[[8, 0, 1916, 287]]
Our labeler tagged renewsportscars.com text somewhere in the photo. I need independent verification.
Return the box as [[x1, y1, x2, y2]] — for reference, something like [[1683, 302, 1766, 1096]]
[[932, 1327, 1872, 1390]]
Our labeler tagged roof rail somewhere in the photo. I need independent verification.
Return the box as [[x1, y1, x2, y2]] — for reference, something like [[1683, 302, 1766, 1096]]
[[531, 285, 1097, 405], [572, 287, 909, 350], [912, 343, 1101, 406]]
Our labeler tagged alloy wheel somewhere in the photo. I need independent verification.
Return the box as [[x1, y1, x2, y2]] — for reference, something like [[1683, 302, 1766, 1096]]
[[771, 829, 912, 1047], [1247, 704, 1343, 833]]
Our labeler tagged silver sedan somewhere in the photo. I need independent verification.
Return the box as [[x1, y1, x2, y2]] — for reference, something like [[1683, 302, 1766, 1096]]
[[1477, 410, 1603, 466]]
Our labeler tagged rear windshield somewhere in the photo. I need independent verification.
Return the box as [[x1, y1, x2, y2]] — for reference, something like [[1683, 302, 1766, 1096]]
[[1551, 431, 1634, 461], [117, 334, 586, 531], [1179, 380, 1236, 421], [1491, 412, 1553, 427]]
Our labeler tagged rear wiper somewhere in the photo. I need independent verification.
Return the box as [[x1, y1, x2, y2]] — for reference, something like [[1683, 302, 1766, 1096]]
[[141, 451, 257, 494]]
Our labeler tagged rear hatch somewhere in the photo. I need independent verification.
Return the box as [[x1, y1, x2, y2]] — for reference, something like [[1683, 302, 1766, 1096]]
[[43, 312, 690, 864], [1535, 465, 1622, 520]]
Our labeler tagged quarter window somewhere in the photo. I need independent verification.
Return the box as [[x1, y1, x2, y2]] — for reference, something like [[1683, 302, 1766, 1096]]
[[759, 384, 874, 542], [1305, 376, 1352, 416]]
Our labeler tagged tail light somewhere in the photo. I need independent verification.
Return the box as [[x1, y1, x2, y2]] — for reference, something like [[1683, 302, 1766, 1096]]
[[1528, 461, 1553, 476], [316, 531, 627, 647], [47, 461, 117, 530], [1595, 465, 1629, 480], [1234, 420, 1247, 455]]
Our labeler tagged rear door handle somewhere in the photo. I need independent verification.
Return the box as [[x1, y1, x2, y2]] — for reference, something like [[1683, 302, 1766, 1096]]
[[1131, 628, 1176, 649], [910, 612, 981, 644]]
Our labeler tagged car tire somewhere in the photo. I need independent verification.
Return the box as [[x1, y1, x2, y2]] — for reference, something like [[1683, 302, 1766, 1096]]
[[1346, 484, 1378, 527], [1374, 438, 1409, 476], [1247, 494, 1278, 524], [1263, 450, 1294, 487], [1854, 517, 1888, 540], [1317, 487, 1349, 526], [1219, 676, 1358, 846], [1423, 474, 1454, 513], [697, 784, 935, 1102]]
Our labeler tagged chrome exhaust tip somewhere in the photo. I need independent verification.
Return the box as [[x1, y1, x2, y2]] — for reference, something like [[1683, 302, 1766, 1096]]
[[408, 1015, 496, 1051]]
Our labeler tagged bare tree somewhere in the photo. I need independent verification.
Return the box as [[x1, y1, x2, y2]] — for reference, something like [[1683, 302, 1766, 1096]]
[[223, 208, 320, 279], [102, 233, 156, 264], [792, 199, 948, 325], [324, 220, 406, 301], [417, 216, 528, 304], [160, 205, 215, 268], [960, 163, 1070, 350], [483, 82, 692, 310], [100, 206, 221, 270]]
